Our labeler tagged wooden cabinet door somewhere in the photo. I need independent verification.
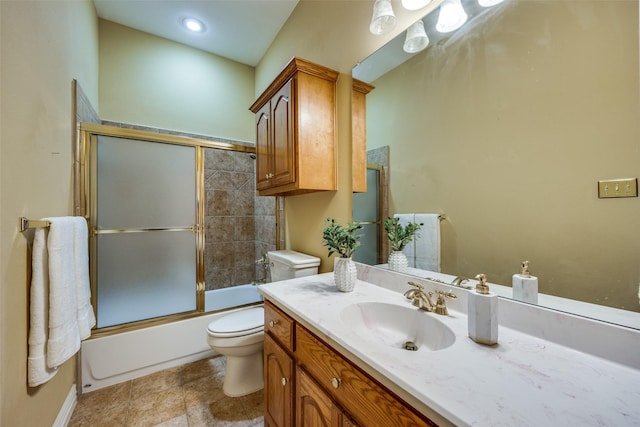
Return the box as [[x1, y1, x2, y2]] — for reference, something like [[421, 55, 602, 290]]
[[270, 79, 296, 188], [297, 367, 342, 427], [265, 333, 294, 427], [255, 102, 271, 191], [297, 326, 434, 427]]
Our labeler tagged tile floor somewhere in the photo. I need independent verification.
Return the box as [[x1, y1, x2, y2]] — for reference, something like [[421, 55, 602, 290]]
[[69, 355, 264, 427]]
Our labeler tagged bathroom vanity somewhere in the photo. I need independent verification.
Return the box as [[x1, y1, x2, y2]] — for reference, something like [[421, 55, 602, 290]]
[[259, 266, 640, 426], [264, 300, 434, 426]]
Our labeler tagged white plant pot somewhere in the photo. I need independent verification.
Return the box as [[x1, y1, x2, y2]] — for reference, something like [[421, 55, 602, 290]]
[[333, 257, 357, 293], [388, 251, 408, 273]]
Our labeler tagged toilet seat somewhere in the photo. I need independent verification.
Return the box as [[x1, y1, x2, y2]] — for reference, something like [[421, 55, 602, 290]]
[[207, 306, 264, 338]]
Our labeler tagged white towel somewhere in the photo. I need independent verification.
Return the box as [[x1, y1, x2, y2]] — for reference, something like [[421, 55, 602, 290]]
[[74, 218, 95, 339], [27, 228, 57, 387], [414, 213, 441, 272], [28, 216, 95, 385], [46, 217, 82, 368]]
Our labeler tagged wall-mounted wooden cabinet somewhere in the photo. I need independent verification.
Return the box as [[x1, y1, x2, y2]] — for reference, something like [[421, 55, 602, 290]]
[[250, 57, 339, 197], [264, 300, 436, 427], [352, 79, 375, 193]]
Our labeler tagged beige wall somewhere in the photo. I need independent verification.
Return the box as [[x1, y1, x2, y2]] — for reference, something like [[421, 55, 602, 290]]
[[367, 1, 640, 310], [99, 20, 256, 142], [0, 1, 99, 424], [255, 0, 434, 271]]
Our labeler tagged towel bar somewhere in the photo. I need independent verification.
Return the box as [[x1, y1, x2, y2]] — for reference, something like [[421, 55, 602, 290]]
[[19, 217, 51, 232]]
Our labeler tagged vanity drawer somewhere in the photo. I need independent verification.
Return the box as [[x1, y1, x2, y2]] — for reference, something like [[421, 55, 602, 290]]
[[296, 325, 435, 427], [265, 301, 295, 352]]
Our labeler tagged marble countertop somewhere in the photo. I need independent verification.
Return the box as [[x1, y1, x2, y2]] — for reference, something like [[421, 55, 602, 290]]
[[259, 273, 640, 427]]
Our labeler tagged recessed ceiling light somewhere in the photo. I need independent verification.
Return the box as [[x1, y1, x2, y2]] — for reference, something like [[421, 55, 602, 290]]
[[182, 17, 206, 33]]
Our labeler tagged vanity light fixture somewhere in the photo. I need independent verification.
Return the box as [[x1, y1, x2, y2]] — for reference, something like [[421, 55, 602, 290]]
[[401, 0, 432, 11], [435, 0, 468, 33], [403, 19, 430, 53], [478, 0, 504, 6], [181, 17, 206, 33], [370, 0, 397, 35]]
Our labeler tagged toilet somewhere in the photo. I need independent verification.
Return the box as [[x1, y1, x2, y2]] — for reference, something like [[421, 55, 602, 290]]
[[206, 249, 320, 397]]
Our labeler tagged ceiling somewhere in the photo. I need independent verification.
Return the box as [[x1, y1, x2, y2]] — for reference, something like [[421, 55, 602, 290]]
[[93, 0, 300, 67]]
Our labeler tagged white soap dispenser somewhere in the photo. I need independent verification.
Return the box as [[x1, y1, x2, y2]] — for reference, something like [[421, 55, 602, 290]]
[[512, 260, 538, 304], [468, 273, 498, 346]]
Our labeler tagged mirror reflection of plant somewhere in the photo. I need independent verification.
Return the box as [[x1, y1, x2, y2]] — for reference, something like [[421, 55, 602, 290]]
[[384, 217, 422, 251], [322, 218, 363, 258]]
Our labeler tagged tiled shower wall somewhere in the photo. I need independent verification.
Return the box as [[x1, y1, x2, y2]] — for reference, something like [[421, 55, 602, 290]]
[[204, 149, 277, 290]]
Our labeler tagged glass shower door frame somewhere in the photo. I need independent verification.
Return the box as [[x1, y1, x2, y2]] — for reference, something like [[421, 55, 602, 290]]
[[77, 123, 254, 335]]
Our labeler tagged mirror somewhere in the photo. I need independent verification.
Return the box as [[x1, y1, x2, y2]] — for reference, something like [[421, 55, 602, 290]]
[[353, 0, 640, 329]]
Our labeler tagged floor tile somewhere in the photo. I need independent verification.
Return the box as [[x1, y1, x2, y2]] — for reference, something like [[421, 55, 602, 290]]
[[131, 366, 182, 399], [183, 375, 227, 409], [181, 355, 226, 385], [70, 355, 263, 427], [127, 386, 185, 427], [151, 414, 189, 427]]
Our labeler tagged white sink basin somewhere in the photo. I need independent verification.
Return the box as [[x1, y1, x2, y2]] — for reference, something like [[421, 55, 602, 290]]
[[340, 302, 456, 352]]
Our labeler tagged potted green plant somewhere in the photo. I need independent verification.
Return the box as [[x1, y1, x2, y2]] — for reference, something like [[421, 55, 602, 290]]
[[383, 217, 422, 272], [322, 218, 362, 292]]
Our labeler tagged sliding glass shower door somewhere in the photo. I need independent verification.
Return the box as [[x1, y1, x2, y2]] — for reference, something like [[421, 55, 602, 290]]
[[352, 165, 383, 265], [94, 135, 197, 328]]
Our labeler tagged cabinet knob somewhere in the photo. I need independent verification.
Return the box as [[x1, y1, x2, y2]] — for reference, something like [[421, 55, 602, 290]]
[[281, 377, 287, 386], [268, 319, 278, 328], [331, 377, 341, 389]]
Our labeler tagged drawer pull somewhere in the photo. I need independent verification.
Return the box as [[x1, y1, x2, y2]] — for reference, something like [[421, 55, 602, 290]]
[[331, 377, 341, 389], [268, 319, 278, 328], [281, 377, 288, 386]]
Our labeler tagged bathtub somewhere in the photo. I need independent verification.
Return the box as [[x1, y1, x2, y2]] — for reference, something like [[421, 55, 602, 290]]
[[80, 284, 264, 393], [205, 283, 264, 311]]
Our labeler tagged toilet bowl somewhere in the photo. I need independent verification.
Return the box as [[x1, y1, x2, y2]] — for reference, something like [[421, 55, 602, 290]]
[[206, 250, 320, 397], [207, 306, 265, 397]]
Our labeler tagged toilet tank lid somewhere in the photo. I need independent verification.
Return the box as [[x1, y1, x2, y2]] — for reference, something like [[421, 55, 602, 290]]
[[267, 250, 320, 268]]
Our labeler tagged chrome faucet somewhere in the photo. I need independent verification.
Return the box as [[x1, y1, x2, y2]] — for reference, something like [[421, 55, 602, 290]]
[[252, 253, 272, 285], [404, 282, 457, 315]]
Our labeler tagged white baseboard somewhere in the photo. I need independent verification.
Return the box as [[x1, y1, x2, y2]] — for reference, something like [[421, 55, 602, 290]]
[[53, 384, 77, 427]]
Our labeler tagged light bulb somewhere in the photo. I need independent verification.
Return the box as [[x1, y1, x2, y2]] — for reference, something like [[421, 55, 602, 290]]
[[370, 0, 397, 35], [436, 0, 468, 33], [403, 20, 430, 53], [182, 17, 205, 33]]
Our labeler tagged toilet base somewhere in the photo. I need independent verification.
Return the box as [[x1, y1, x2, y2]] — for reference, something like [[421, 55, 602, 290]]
[[222, 351, 264, 397]]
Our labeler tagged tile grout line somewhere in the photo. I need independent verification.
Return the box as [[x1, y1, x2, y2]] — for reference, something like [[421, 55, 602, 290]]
[[125, 379, 133, 426]]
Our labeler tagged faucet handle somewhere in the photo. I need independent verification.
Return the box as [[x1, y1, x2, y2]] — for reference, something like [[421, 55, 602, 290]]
[[434, 290, 456, 315], [404, 282, 424, 300], [407, 281, 424, 291], [437, 290, 457, 299]]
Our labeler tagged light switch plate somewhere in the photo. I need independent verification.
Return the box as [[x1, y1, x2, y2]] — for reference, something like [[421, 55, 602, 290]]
[[598, 178, 638, 198]]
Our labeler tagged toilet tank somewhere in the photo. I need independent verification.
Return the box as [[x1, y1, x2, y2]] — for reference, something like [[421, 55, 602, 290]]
[[267, 250, 321, 282]]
